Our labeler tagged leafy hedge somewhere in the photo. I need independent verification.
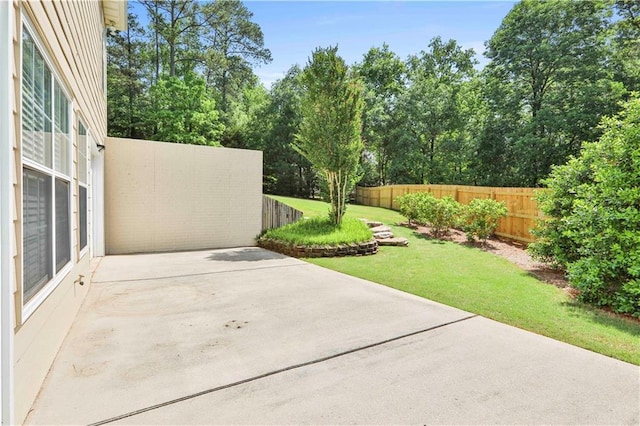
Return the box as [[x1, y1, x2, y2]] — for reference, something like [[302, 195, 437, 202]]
[[529, 97, 640, 317], [396, 192, 507, 241]]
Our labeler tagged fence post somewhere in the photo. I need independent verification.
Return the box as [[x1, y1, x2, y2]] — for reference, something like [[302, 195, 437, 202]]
[[390, 186, 394, 210]]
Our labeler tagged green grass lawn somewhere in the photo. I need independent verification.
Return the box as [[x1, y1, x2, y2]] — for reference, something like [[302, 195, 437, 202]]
[[260, 216, 372, 246], [269, 195, 640, 365]]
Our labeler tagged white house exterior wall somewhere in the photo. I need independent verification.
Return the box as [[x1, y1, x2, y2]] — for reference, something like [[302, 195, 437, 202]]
[[8, 1, 110, 422]]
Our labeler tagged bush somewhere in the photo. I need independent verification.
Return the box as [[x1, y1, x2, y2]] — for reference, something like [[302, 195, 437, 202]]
[[396, 192, 429, 225], [424, 196, 461, 237], [396, 192, 461, 237], [529, 97, 640, 317], [461, 198, 508, 243]]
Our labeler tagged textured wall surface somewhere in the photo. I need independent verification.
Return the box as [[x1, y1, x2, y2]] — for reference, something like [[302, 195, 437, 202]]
[[105, 138, 262, 254]]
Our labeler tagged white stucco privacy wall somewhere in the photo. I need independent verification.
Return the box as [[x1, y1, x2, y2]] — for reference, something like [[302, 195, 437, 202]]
[[105, 138, 263, 254]]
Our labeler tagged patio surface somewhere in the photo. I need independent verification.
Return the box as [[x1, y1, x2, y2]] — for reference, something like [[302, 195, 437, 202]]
[[26, 247, 639, 425]]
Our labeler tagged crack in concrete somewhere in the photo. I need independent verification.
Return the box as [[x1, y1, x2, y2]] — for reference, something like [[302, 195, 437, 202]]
[[91, 263, 306, 284], [88, 314, 478, 426]]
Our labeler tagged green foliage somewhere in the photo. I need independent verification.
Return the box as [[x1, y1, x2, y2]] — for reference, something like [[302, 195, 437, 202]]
[[147, 73, 224, 145], [259, 216, 372, 246], [530, 97, 640, 316], [295, 46, 364, 225], [424, 196, 461, 237], [200, 0, 272, 115], [461, 198, 508, 243], [256, 66, 317, 197], [396, 192, 428, 225], [106, 11, 151, 139], [356, 44, 406, 186], [396, 193, 460, 237], [107, 1, 640, 195], [482, 0, 625, 186], [613, 1, 640, 94], [107, 0, 271, 151], [390, 37, 477, 185]]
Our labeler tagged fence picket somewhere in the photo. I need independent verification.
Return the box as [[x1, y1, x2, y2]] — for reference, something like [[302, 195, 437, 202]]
[[262, 195, 304, 231]]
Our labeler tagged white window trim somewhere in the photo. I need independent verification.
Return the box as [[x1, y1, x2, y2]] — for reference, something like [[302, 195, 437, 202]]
[[1, 0, 15, 423], [78, 121, 89, 260], [20, 16, 75, 322]]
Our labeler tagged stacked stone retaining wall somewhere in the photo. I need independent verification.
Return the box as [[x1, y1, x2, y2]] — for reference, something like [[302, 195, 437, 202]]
[[258, 239, 378, 258]]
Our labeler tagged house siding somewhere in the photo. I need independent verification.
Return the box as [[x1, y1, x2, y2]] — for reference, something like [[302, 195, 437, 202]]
[[12, 1, 108, 422], [105, 138, 263, 254]]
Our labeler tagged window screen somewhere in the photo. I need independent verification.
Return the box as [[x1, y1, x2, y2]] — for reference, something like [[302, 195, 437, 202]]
[[23, 168, 52, 301], [79, 186, 87, 250], [55, 178, 70, 272]]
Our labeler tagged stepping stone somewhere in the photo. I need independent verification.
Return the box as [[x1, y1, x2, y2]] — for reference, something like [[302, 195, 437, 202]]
[[370, 225, 391, 233], [377, 237, 409, 246], [374, 231, 394, 239], [360, 219, 383, 228]]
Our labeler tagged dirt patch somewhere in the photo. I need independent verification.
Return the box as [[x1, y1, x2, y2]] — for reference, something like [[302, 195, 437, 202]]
[[409, 224, 570, 289]]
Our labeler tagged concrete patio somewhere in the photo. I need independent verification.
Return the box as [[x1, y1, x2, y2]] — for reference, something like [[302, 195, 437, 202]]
[[26, 248, 639, 425]]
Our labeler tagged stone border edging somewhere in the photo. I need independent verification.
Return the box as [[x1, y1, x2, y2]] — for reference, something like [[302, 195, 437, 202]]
[[258, 238, 378, 258]]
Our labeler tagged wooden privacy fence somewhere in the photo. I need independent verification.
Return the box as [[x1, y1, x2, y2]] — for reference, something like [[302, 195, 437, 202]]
[[262, 195, 304, 231], [355, 185, 541, 243]]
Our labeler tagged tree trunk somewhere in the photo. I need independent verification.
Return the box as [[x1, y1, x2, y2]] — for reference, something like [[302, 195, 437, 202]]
[[169, 2, 176, 77], [126, 26, 133, 138], [154, 2, 159, 82]]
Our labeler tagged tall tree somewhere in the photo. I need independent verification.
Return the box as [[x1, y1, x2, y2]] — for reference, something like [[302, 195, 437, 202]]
[[222, 76, 269, 149], [613, 0, 640, 94], [254, 66, 316, 196], [139, 0, 201, 78], [356, 44, 406, 186], [484, 0, 624, 186], [107, 10, 150, 138], [296, 47, 364, 225], [391, 37, 476, 184], [200, 0, 272, 115]]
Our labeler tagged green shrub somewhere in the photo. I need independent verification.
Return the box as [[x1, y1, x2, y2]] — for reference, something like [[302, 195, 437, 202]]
[[461, 198, 509, 243], [424, 196, 461, 237], [396, 192, 431, 225], [396, 192, 461, 236], [529, 97, 640, 317]]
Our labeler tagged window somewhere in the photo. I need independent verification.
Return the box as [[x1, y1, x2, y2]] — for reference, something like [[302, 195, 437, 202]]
[[22, 26, 72, 304], [22, 169, 52, 300], [78, 122, 88, 252]]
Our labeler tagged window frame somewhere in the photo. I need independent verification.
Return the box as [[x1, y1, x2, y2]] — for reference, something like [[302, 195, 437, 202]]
[[21, 17, 75, 320], [77, 120, 89, 257]]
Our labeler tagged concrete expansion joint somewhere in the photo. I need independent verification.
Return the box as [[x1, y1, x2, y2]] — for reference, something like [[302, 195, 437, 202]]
[[91, 263, 305, 284], [87, 314, 478, 426]]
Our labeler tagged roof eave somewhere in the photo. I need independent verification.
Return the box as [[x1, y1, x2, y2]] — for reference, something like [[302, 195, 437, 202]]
[[103, 0, 127, 32]]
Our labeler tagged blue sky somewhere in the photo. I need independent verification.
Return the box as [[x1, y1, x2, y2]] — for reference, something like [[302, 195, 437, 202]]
[[247, 1, 517, 87]]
